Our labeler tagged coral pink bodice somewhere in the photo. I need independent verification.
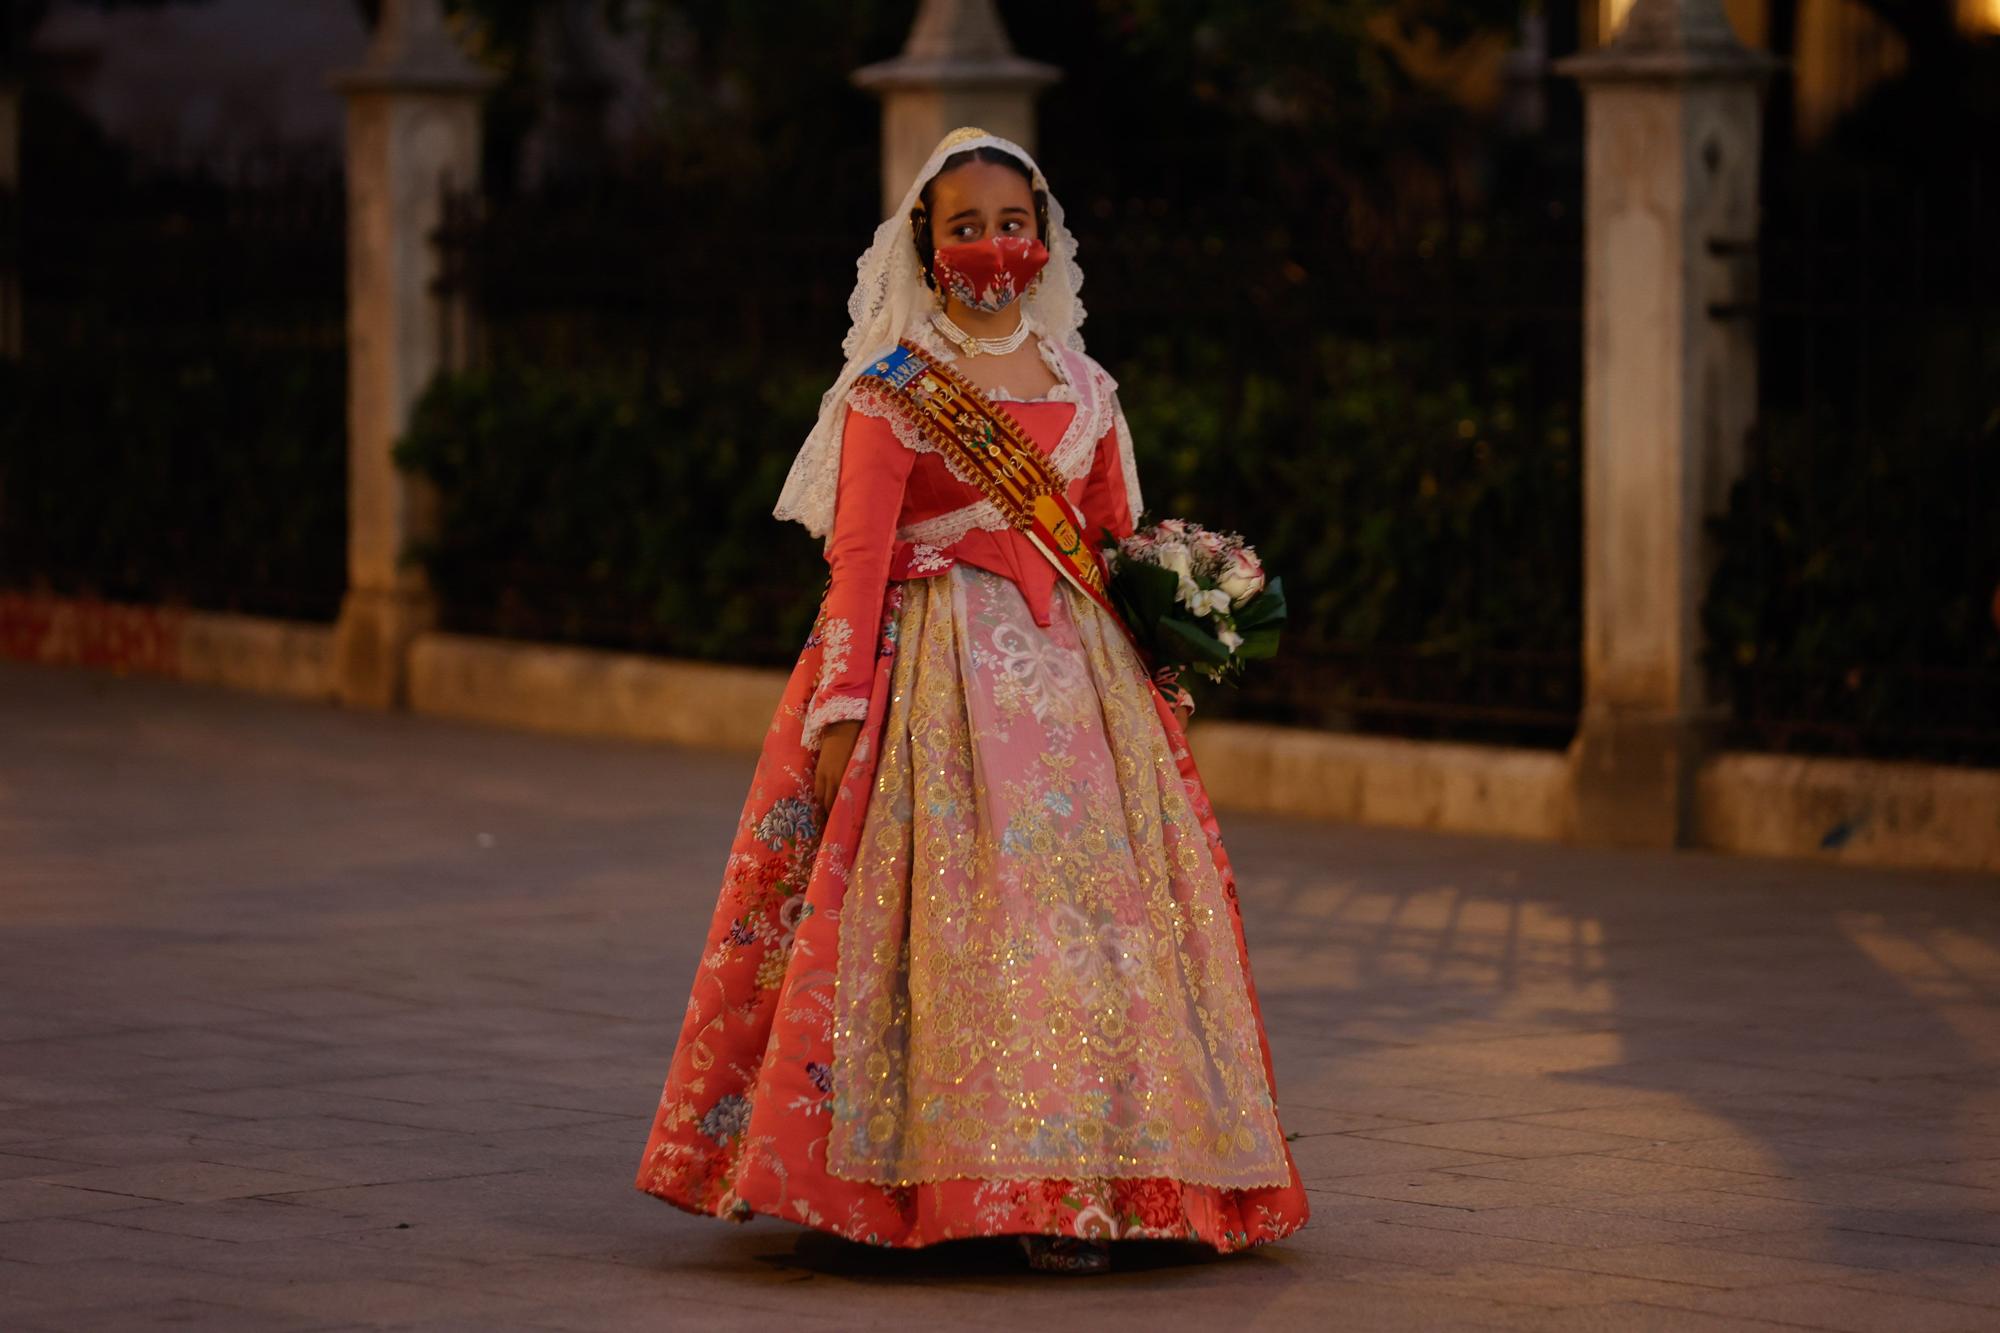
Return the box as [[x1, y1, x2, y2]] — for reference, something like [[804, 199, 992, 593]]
[[800, 336, 1141, 747]]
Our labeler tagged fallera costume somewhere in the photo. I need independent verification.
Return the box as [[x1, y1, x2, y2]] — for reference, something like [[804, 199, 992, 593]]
[[633, 130, 1309, 1253]]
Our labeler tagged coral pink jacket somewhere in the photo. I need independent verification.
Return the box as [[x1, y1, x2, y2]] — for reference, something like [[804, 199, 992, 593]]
[[800, 378, 1138, 747]]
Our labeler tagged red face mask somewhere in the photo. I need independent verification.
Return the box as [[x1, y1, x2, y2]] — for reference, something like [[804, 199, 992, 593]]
[[932, 235, 1049, 313]]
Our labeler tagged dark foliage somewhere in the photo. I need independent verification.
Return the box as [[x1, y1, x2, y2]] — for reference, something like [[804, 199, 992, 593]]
[[393, 359, 825, 664]]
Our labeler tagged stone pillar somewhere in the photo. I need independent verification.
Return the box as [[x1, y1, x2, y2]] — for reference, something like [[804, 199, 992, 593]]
[[852, 0, 1059, 216], [1498, 9, 1550, 136], [1556, 0, 1776, 846], [0, 77, 21, 358], [328, 0, 495, 709]]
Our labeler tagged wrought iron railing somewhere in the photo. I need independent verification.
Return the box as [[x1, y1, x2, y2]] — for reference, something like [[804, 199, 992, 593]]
[[1703, 163, 2000, 766], [0, 154, 349, 621]]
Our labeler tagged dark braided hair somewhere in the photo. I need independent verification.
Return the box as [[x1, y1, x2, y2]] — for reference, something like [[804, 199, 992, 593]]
[[909, 146, 1051, 293]]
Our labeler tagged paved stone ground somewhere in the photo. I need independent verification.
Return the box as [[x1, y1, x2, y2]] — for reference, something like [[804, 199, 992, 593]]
[[3, 661, 1999, 1332]]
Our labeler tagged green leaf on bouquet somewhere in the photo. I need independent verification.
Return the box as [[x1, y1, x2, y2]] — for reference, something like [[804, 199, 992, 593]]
[[1158, 613, 1233, 667], [1232, 577, 1288, 632], [1234, 625, 1283, 661], [1109, 558, 1181, 632]]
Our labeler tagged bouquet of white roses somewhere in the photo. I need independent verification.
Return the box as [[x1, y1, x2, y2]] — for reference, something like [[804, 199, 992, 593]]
[[1101, 518, 1287, 701]]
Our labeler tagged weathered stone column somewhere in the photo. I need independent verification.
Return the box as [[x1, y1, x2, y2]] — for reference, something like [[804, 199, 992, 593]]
[[1556, 0, 1776, 846], [328, 0, 495, 708], [852, 0, 1058, 216], [0, 76, 22, 358]]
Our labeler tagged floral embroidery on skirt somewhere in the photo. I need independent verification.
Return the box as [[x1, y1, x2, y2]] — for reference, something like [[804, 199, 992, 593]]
[[634, 567, 1307, 1251], [830, 566, 1290, 1189]]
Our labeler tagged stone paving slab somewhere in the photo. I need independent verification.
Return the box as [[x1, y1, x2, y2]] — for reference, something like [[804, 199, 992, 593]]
[[3, 661, 1999, 1331]]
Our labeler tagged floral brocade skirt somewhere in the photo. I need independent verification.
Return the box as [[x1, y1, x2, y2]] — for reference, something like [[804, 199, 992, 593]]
[[633, 563, 1308, 1251]]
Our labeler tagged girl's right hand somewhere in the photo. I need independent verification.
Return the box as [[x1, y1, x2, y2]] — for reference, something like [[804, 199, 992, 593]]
[[813, 719, 862, 810]]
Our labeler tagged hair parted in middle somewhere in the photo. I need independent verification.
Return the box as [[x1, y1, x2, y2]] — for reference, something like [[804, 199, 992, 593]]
[[908, 146, 1052, 293]]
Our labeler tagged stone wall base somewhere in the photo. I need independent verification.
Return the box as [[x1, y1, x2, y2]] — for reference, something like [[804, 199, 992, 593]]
[[2, 595, 1991, 876], [332, 587, 434, 710], [406, 631, 786, 752], [1186, 723, 1575, 842], [181, 612, 337, 701], [1695, 752, 2000, 875]]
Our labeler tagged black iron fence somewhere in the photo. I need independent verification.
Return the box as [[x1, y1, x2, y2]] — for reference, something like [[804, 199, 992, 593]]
[[0, 181, 17, 344], [414, 135, 1588, 745], [6, 111, 1983, 765], [1045, 132, 1585, 745], [1703, 164, 2000, 766], [431, 143, 876, 377], [416, 156, 876, 666], [0, 147, 349, 621]]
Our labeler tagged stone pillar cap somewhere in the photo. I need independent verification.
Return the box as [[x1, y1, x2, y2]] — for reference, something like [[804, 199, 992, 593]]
[[852, 54, 1060, 92], [329, 0, 498, 96], [853, 0, 1058, 93], [1556, 0, 1780, 82]]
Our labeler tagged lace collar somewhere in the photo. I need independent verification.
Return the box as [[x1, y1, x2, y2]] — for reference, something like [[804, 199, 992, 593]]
[[846, 324, 1117, 550]]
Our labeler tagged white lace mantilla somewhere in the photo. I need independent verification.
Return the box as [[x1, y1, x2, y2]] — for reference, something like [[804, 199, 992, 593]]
[[773, 129, 1096, 545]]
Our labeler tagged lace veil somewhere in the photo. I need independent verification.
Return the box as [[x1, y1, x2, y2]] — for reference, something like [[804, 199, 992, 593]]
[[772, 127, 1090, 544]]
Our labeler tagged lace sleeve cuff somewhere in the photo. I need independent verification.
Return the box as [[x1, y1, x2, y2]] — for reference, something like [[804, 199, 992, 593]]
[[801, 612, 870, 751], [801, 691, 869, 751]]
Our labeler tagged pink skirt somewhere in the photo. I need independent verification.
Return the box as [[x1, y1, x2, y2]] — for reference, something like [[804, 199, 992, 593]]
[[633, 562, 1308, 1250]]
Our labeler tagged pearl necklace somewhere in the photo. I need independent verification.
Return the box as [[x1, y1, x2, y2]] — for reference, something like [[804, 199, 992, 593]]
[[932, 310, 1032, 358]]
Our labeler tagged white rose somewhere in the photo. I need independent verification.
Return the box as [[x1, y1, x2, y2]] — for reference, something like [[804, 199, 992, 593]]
[[1217, 549, 1265, 605], [1155, 542, 1193, 580], [1217, 568, 1257, 603]]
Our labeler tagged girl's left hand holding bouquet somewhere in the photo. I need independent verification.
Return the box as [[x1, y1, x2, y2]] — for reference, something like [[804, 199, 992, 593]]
[[1104, 518, 1287, 719]]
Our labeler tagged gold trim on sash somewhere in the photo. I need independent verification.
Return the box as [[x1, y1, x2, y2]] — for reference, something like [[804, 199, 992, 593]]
[[857, 342, 1122, 625]]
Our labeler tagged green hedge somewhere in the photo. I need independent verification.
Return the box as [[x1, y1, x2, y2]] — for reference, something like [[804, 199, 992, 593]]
[[394, 336, 1584, 738], [392, 357, 828, 664], [392, 312, 1999, 762], [1703, 380, 2000, 763], [1119, 335, 1579, 656]]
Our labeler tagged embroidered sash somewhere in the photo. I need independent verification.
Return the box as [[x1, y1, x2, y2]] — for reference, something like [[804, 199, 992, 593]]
[[857, 342, 1128, 629]]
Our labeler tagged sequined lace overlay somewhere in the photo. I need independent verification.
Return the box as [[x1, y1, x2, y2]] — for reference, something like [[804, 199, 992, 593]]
[[828, 564, 1290, 1189]]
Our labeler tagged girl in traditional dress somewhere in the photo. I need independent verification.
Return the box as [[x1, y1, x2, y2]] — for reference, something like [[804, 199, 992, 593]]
[[633, 128, 1308, 1274]]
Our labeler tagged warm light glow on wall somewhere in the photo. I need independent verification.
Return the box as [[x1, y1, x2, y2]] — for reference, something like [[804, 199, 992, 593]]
[[1602, 0, 1640, 41], [1961, 0, 2000, 34]]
